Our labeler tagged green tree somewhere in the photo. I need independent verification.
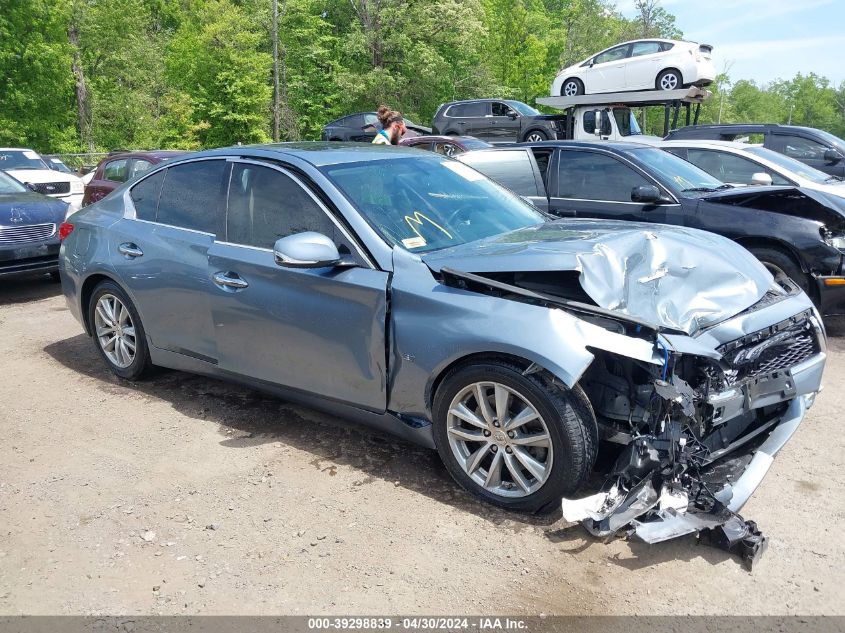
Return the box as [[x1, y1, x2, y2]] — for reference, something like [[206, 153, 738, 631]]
[[166, 0, 272, 146]]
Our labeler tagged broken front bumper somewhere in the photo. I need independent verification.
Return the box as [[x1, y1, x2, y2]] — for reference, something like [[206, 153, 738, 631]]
[[562, 348, 825, 547]]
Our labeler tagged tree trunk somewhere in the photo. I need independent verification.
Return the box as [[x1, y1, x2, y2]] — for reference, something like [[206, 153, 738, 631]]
[[272, 0, 280, 142], [68, 21, 93, 152]]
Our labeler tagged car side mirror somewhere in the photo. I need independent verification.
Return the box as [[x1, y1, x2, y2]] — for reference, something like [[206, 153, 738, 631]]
[[750, 172, 773, 186], [824, 148, 842, 163], [507, 111, 519, 120], [631, 185, 662, 204], [273, 232, 346, 269], [593, 110, 603, 135]]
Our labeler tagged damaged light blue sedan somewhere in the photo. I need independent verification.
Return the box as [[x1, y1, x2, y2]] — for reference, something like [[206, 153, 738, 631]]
[[58, 144, 826, 564]]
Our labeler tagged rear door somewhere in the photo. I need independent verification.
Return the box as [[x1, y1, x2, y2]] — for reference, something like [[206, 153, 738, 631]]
[[461, 102, 493, 139], [549, 148, 675, 222], [206, 159, 389, 411], [625, 41, 663, 90], [111, 159, 226, 362]]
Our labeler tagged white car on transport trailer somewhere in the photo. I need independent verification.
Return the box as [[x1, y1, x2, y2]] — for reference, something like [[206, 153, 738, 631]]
[[0, 148, 84, 215], [552, 39, 715, 97]]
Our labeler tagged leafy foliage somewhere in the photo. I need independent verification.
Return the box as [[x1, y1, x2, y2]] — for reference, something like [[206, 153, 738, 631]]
[[1, 0, 844, 152]]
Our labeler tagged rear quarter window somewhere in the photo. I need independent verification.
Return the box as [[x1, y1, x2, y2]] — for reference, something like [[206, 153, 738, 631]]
[[129, 170, 165, 221], [460, 152, 541, 197]]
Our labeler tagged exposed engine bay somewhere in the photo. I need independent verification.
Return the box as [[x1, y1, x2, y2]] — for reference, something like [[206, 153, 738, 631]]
[[439, 266, 826, 569]]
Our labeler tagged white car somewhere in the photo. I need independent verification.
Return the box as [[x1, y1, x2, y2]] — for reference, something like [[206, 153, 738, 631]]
[[651, 139, 845, 200], [0, 148, 84, 214], [551, 39, 715, 97]]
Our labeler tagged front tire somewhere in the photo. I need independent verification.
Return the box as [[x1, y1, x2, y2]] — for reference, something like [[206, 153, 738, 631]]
[[432, 361, 597, 513], [561, 78, 584, 96], [88, 280, 153, 381]]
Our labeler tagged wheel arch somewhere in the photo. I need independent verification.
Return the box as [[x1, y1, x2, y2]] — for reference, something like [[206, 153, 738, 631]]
[[79, 272, 124, 336], [733, 236, 808, 273], [426, 351, 576, 416], [656, 66, 684, 88]]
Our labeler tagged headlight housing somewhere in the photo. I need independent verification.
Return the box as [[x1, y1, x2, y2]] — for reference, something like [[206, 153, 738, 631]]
[[821, 228, 845, 250]]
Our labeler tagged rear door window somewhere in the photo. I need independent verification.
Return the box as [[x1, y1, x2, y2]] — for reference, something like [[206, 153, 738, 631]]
[[556, 151, 650, 201], [128, 159, 153, 179], [686, 149, 791, 185], [155, 160, 225, 234], [631, 41, 661, 57], [449, 102, 487, 117], [459, 151, 541, 196]]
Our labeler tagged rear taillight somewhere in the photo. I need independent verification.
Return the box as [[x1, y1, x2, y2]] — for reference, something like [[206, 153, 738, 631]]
[[59, 222, 75, 241]]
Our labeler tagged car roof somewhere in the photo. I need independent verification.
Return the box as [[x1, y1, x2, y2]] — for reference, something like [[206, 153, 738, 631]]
[[514, 140, 657, 152], [658, 139, 758, 150], [172, 142, 436, 168], [103, 150, 186, 161], [439, 99, 528, 107]]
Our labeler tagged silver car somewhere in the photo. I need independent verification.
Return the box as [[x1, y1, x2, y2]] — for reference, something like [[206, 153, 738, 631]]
[[58, 144, 825, 556]]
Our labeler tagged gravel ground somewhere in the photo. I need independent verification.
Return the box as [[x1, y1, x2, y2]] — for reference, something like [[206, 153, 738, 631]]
[[0, 276, 843, 616]]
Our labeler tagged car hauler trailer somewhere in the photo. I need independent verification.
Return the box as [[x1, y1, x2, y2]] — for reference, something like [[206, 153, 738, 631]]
[[537, 87, 711, 142]]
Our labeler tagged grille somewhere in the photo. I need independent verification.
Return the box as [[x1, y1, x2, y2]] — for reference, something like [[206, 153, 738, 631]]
[[0, 223, 57, 244], [717, 314, 818, 383], [28, 181, 70, 195]]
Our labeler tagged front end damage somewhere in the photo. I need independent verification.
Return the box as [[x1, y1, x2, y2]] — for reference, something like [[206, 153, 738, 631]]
[[566, 304, 825, 569], [440, 267, 826, 569]]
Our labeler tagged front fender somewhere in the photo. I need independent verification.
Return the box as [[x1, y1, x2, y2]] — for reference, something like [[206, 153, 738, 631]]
[[387, 248, 660, 418]]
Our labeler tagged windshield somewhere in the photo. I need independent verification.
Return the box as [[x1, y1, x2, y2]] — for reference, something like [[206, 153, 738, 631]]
[[746, 146, 832, 184], [0, 171, 28, 194], [508, 101, 540, 116], [321, 156, 546, 253], [614, 109, 642, 137], [48, 158, 73, 173], [0, 150, 48, 170], [628, 147, 726, 194]]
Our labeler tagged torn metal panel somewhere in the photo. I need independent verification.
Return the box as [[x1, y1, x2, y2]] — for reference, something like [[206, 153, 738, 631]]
[[423, 219, 773, 334]]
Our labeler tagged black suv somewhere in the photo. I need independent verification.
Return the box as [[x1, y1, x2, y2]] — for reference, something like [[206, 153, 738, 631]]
[[432, 99, 564, 143], [457, 141, 845, 317], [666, 124, 845, 178]]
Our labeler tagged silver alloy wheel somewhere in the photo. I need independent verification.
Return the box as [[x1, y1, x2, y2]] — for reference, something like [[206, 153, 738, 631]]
[[446, 381, 553, 498], [563, 80, 579, 96], [94, 294, 137, 369], [659, 72, 680, 90], [526, 132, 546, 142]]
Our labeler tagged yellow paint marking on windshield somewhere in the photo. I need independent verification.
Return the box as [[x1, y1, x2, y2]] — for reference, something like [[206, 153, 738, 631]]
[[405, 211, 453, 240]]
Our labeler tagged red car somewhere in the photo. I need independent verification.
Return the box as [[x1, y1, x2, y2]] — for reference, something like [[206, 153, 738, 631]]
[[398, 135, 490, 157], [82, 150, 186, 206]]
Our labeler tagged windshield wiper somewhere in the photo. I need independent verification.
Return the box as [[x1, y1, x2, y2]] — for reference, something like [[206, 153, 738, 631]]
[[681, 186, 721, 193]]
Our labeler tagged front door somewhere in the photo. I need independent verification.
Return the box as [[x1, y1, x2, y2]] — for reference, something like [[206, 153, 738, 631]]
[[206, 160, 390, 411], [588, 44, 630, 92], [488, 102, 522, 142], [547, 149, 675, 223]]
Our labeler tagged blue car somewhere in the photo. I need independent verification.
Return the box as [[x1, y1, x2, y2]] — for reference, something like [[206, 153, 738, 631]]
[[58, 144, 825, 558], [0, 170, 69, 279]]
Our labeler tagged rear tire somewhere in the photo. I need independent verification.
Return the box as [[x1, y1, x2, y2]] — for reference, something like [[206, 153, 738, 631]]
[[748, 247, 812, 297], [432, 360, 597, 514], [87, 280, 153, 381], [561, 78, 584, 96], [656, 69, 682, 91], [523, 130, 549, 143]]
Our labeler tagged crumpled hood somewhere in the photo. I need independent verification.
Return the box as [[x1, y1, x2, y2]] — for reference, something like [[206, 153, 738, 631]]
[[422, 219, 774, 334]]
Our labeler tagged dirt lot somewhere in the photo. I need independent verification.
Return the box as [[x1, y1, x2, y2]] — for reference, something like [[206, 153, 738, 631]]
[[0, 276, 843, 616]]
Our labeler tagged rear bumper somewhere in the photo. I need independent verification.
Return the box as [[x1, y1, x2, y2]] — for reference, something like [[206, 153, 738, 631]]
[[0, 242, 60, 277], [816, 275, 845, 316]]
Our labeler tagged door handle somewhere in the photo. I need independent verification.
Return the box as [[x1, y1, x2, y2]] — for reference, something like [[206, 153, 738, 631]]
[[212, 271, 249, 289], [118, 242, 143, 258]]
